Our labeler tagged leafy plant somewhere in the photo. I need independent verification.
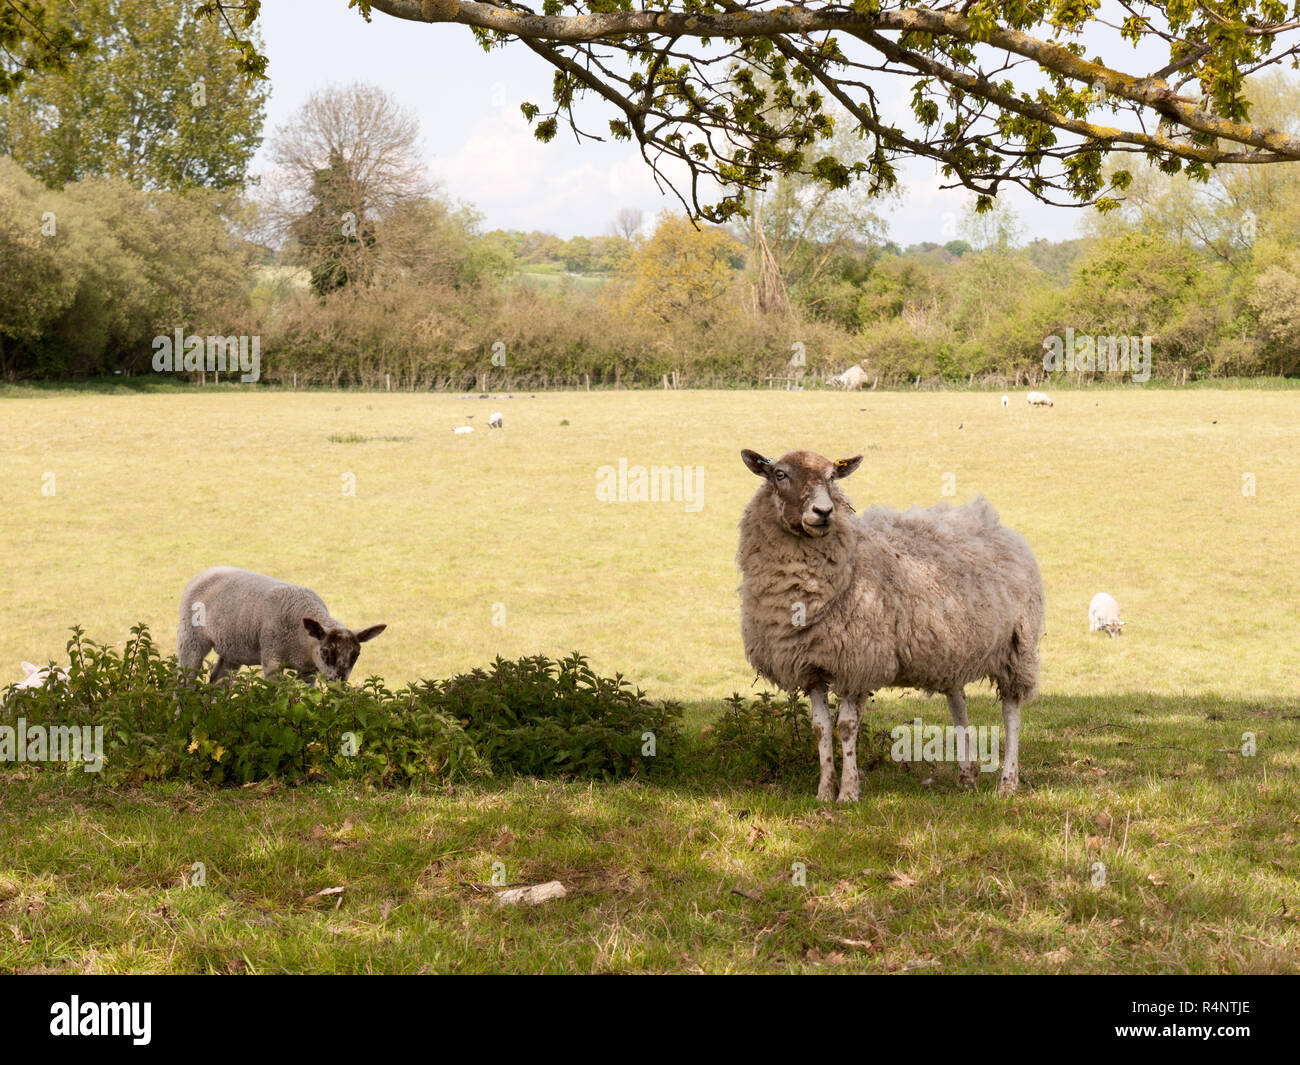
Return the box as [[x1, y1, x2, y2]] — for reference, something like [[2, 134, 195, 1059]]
[[700, 691, 890, 787], [0, 627, 677, 787], [415, 653, 681, 781]]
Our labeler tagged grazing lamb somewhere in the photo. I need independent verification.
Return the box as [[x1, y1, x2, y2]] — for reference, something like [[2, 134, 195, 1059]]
[[831, 365, 867, 390], [737, 449, 1045, 800], [1001, 394, 1010, 408], [177, 567, 386, 684], [1088, 592, 1125, 637], [1027, 391, 1053, 407], [488, 411, 503, 429], [453, 425, 474, 434]]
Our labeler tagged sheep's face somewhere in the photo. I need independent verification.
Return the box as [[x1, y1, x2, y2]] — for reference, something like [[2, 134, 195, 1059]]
[[741, 449, 862, 538], [302, 618, 387, 682]]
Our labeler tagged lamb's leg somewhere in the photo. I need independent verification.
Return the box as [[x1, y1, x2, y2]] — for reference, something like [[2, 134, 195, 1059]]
[[835, 695, 862, 803], [946, 689, 978, 788], [809, 686, 838, 802], [999, 697, 1022, 793]]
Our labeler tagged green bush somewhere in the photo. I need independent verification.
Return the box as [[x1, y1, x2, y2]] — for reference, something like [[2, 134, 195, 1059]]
[[700, 691, 892, 787], [421, 653, 681, 780], [701, 692, 820, 787], [1, 627, 677, 787]]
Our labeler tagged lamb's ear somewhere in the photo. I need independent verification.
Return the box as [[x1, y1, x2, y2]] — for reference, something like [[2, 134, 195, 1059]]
[[21, 661, 38, 675], [302, 617, 327, 640], [741, 449, 773, 477], [833, 455, 864, 479], [354, 624, 386, 643]]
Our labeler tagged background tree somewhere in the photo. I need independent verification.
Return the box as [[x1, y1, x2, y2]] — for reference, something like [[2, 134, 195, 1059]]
[[748, 104, 891, 320], [0, 0, 265, 189], [612, 207, 643, 241], [290, 149, 379, 296], [0, 1, 90, 96], [376, 196, 512, 291], [263, 82, 430, 290], [615, 214, 744, 324], [0, 157, 248, 378], [1086, 71, 1300, 270]]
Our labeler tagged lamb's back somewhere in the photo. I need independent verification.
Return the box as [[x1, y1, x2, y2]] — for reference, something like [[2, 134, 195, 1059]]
[[182, 567, 331, 665]]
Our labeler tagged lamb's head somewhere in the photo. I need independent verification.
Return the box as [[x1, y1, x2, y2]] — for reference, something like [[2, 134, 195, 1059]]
[[302, 618, 387, 682], [741, 449, 862, 538]]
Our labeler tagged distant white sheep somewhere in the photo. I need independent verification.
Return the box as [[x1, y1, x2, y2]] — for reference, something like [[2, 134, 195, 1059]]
[[488, 412, 503, 429], [830, 365, 867, 390], [1027, 391, 1053, 407], [1001, 394, 1009, 408], [1088, 592, 1125, 637], [453, 426, 474, 434], [177, 566, 386, 684]]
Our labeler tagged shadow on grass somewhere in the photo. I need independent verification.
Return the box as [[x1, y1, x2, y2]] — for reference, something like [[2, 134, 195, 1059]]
[[677, 689, 1298, 798]]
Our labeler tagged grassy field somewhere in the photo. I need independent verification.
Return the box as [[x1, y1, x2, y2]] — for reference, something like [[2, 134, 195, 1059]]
[[0, 387, 1297, 973]]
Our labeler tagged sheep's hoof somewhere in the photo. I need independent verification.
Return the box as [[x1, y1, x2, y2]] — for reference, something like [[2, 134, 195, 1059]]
[[816, 777, 839, 802], [836, 782, 860, 803]]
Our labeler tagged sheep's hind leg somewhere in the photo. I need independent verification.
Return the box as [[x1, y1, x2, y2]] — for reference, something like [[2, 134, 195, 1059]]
[[946, 689, 978, 789], [998, 697, 1022, 794], [809, 687, 838, 802], [836, 695, 862, 802]]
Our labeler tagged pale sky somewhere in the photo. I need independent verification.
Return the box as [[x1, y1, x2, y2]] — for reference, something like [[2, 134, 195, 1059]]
[[250, 1, 1157, 244]]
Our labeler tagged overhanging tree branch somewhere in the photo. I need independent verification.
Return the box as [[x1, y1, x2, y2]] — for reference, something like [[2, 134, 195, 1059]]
[[207, 1, 1300, 219]]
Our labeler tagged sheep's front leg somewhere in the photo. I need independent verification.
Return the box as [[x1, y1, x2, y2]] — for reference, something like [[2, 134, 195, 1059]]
[[809, 686, 838, 802], [209, 657, 237, 684], [836, 695, 862, 802], [946, 689, 978, 788], [999, 697, 1022, 794]]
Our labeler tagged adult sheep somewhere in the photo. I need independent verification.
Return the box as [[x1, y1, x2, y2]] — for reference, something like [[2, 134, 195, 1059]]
[[177, 567, 386, 684], [736, 449, 1045, 800]]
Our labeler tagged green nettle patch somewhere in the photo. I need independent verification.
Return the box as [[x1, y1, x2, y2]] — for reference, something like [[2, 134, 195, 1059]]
[[701, 691, 892, 787], [0, 628, 677, 787], [427, 653, 681, 780]]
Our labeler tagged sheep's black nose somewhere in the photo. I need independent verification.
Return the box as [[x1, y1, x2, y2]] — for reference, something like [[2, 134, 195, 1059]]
[[811, 504, 833, 520]]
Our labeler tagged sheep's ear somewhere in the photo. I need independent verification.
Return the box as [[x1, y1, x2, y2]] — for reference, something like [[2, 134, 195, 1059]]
[[303, 618, 327, 640], [833, 455, 863, 479], [741, 449, 773, 477], [354, 624, 386, 643], [21, 661, 38, 675]]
